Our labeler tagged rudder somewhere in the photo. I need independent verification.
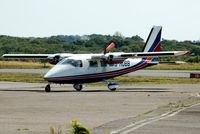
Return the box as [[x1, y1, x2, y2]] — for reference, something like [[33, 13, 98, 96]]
[[142, 26, 162, 52]]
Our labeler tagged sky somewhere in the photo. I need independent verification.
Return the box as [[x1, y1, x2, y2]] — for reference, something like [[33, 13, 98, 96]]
[[0, 0, 200, 41]]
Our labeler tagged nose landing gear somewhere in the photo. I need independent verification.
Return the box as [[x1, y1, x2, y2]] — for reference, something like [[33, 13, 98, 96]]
[[45, 84, 51, 92], [73, 84, 83, 91]]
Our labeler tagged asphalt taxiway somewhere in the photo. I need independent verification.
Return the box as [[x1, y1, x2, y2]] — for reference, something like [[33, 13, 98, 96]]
[[129, 104, 200, 134], [0, 81, 200, 134]]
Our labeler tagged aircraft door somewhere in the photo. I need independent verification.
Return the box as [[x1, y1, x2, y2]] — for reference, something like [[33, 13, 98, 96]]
[[87, 60, 101, 74]]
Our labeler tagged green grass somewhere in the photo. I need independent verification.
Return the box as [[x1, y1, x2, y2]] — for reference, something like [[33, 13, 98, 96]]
[[1, 61, 200, 70], [0, 72, 45, 83], [146, 63, 200, 70], [0, 61, 51, 69]]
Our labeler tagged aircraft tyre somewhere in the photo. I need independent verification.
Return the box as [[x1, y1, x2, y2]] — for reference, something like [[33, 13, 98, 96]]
[[73, 84, 83, 91], [109, 88, 116, 91], [108, 82, 118, 91], [45, 84, 51, 92]]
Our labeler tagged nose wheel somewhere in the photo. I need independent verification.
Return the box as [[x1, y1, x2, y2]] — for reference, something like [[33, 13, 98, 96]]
[[73, 84, 83, 91], [45, 84, 51, 92]]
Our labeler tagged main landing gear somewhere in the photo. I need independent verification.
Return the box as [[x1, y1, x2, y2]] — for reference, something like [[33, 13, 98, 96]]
[[107, 82, 119, 91], [72, 82, 119, 92], [45, 83, 83, 92], [44, 82, 119, 92]]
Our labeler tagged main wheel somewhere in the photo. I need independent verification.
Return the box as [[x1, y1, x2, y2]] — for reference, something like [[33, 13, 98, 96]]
[[109, 87, 116, 91], [73, 84, 83, 91], [108, 82, 119, 91], [45, 84, 51, 92]]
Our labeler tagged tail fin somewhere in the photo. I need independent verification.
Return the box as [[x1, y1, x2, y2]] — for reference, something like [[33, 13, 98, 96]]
[[142, 26, 162, 52]]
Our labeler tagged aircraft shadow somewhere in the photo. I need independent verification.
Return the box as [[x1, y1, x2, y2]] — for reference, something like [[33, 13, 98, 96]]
[[0, 89, 82, 93], [83, 88, 171, 93], [0, 89, 45, 93], [0, 87, 170, 93]]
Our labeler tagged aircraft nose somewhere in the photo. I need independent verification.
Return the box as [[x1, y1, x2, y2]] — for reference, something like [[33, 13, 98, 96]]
[[44, 65, 61, 80], [44, 70, 55, 80], [44, 64, 71, 81], [44, 72, 52, 79]]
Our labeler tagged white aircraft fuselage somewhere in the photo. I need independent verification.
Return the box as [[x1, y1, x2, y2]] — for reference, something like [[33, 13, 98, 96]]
[[44, 53, 152, 84]]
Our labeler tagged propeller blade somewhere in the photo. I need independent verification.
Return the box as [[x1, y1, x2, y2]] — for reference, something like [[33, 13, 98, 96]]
[[103, 42, 116, 54]]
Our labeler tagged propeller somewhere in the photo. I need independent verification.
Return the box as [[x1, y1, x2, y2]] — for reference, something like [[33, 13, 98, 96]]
[[103, 42, 116, 54]]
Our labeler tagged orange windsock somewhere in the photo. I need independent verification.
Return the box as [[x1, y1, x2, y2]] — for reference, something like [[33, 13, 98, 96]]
[[103, 42, 116, 54]]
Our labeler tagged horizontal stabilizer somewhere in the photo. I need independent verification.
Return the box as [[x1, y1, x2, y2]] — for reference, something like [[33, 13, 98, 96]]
[[2, 54, 50, 58], [91, 51, 189, 61]]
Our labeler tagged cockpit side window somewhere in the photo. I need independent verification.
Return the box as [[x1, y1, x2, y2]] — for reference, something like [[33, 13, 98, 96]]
[[59, 59, 83, 67], [100, 61, 107, 67], [76, 60, 83, 67]]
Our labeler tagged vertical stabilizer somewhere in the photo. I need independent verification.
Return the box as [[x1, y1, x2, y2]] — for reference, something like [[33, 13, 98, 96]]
[[142, 26, 162, 52]]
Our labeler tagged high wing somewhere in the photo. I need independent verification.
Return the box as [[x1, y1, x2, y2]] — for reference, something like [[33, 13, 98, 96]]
[[91, 51, 189, 61], [2, 26, 190, 65], [2, 54, 50, 58], [92, 26, 189, 62], [120, 51, 189, 58], [2, 53, 74, 64]]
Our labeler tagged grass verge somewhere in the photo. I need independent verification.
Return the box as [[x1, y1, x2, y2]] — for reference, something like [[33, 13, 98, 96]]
[[0, 72, 45, 83], [146, 63, 200, 70], [1, 61, 200, 70], [0, 61, 51, 69]]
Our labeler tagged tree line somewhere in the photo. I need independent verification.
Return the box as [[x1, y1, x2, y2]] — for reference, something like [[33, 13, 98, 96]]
[[0, 34, 200, 62]]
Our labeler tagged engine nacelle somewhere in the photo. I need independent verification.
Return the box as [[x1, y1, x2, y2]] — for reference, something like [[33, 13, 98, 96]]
[[48, 55, 61, 65], [108, 55, 114, 61], [47, 53, 74, 65]]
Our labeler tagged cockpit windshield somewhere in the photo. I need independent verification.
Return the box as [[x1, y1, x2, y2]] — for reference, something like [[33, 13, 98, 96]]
[[58, 58, 82, 67]]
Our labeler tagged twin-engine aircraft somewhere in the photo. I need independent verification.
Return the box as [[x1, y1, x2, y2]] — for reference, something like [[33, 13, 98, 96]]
[[3, 26, 188, 92]]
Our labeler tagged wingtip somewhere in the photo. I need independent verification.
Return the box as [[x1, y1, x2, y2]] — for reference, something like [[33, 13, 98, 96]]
[[184, 51, 192, 56], [175, 51, 191, 56]]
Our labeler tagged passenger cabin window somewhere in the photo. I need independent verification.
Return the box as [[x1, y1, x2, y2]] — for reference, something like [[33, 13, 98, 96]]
[[89, 61, 98, 67], [109, 63, 114, 67], [100, 61, 107, 67], [60, 59, 83, 67]]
